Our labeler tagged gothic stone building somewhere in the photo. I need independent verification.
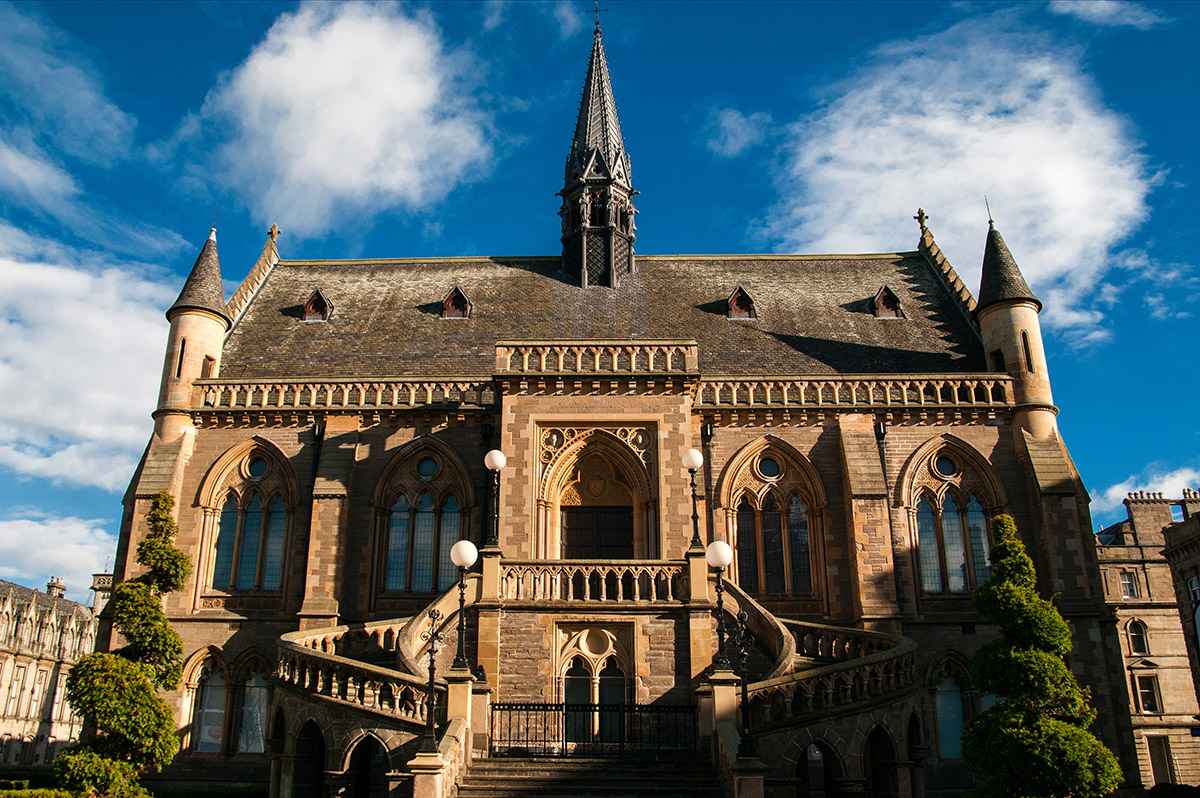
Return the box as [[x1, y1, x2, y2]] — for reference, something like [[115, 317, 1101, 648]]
[[110, 24, 1172, 798], [0, 579, 97, 769]]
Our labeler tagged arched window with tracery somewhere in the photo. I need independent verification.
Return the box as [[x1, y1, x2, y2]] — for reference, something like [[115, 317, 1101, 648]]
[[192, 664, 227, 753], [374, 444, 473, 597], [904, 442, 1002, 597], [200, 443, 296, 602], [720, 442, 825, 601]]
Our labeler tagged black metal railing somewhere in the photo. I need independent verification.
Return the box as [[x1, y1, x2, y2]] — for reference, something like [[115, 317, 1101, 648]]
[[490, 702, 697, 758]]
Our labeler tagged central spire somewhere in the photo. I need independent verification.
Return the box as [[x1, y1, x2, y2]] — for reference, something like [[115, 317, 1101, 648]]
[[559, 24, 636, 288]]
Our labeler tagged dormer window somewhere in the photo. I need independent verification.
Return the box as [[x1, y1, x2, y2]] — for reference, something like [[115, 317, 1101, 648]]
[[726, 285, 757, 320], [873, 286, 903, 318], [301, 288, 333, 322], [441, 285, 471, 319]]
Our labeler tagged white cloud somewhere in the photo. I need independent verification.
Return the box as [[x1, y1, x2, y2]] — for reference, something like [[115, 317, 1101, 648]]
[[0, 230, 173, 491], [203, 4, 492, 237], [1049, 0, 1169, 30], [553, 1, 584, 39], [706, 108, 772, 158], [0, 2, 136, 166], [0, 133, 81, 211], [767, 14, 1152, 341], [1093, 466, 1200, 518], [0, 514, 117, 604], [482, 1, 505, 32]]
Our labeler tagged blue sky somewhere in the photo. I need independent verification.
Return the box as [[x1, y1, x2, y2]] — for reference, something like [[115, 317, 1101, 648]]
[[1, 0, 1197, 602]]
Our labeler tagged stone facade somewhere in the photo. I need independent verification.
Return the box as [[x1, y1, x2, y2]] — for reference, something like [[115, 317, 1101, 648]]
[[0, 578, 98, 769], [102, 24, 1189, 798]]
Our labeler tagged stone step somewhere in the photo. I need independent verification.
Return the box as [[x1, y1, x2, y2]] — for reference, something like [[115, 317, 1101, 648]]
[[457, 757, 723, 798]]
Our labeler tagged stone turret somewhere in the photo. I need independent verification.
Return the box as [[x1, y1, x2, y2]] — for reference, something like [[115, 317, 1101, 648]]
[[154, 228, 231, 442], [559, 21, 636, 288], [974, 221, 1056, 438]]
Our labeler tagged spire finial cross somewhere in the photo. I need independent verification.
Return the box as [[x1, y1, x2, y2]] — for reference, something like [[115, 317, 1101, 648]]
[[914, 208, 928, 231], [592, 0, 607, 31], [984, 196, 994, 228], [268, 223, 282, 243]]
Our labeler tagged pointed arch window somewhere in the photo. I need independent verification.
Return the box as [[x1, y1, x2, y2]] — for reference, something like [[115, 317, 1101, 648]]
[[212, 494, 287, 592], [1128, 619, 1150, 656], [934, 675, 966, 758], [382, 492, 465, 594], [916, 492, 992, 595], [193, 666, 227, 753], [236, 672, 269, 754], [735, 492, 816, 598]]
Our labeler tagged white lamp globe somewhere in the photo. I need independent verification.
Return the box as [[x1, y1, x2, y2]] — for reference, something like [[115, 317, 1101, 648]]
[[682, 448, 704, 470], [450, 539, 479, 569], [705, 540, 733, 569], [484, 449, 507, 471]]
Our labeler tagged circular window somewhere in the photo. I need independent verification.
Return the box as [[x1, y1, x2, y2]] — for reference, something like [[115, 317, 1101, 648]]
[[417, 457, 438, 478], [935, 455, 957, 478], [247, 457, 268, 478], [758, 457, 781, 478]]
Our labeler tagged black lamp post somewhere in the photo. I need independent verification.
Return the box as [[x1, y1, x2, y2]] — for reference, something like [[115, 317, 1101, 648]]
[[684, 448, 704, 549], [705, 541, 734, 670], [484, 450, 505, 547], [450, 540, 479, 670], [419, 608, 446, 753], [734, 610, 757, 758]]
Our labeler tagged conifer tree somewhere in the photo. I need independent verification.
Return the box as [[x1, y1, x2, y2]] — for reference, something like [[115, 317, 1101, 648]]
[[962, 514, 1122, 798], [55, 492, 191, 798]]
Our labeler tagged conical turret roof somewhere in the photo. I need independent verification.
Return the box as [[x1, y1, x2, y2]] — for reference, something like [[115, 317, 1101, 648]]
[[976, 222, 1040, 314], [168, 228, 231, 326], [566, 24, 631, 188]]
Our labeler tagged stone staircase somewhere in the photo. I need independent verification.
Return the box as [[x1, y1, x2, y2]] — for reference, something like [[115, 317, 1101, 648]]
[[456, 757, 724, 798]]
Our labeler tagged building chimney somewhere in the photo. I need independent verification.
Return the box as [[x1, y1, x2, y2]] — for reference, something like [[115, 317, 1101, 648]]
[[46, 576, 66, 598]]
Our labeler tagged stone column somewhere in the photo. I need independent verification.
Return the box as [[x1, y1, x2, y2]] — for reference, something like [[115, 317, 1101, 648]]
[[686, 548, 715, 680]]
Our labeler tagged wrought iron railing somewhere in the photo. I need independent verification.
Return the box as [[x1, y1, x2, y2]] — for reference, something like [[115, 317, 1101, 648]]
[[489, 702, 697, 758]]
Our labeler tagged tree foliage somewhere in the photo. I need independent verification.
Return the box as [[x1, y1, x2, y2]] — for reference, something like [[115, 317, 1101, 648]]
[[962, 514, 1122, 798], [56, 492, 190, 796]]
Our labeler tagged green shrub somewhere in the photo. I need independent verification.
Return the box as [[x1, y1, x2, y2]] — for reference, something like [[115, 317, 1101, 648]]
[[57, 491, 188, 796], [963, 515, 1122, 798], [0, 790, 74, 798]]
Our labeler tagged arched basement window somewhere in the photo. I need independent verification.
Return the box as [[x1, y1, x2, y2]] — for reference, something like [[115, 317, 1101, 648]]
[[935, 676, 965, 758], [193, 667, 227, 753]]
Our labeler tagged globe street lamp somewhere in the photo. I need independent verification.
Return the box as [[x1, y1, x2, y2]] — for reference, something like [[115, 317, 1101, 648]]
[[705, 540, 734, 670], [450, 539, 479, 670], [484, 450, 506, 546], [683, 448, 704, 549]]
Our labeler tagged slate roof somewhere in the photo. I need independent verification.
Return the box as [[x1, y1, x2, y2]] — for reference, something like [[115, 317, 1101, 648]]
[[976, 223, 1040, 313], [1, 578, 93, 621], [219, 252, 986, 379], [169, 229, 232, 325]]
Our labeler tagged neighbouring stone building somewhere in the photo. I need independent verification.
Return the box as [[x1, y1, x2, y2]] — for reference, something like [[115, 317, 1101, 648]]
[[108, 21, 1191, 798], [0, 579, 97, 769]]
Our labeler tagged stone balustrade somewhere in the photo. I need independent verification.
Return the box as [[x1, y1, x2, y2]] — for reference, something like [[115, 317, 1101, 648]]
[[741, 619, 918, 725], [278, 624, 442, 727], [495, 340, 698, 374], [499, 560, 687, 603], [193, 378, 495, 412], [695, 374, 1012, 410]]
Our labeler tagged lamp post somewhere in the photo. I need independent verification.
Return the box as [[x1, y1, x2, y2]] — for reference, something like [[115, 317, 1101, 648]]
[[484, 450, 506, 547], [683, 448, 704, 549], [419, 608, 446, 753], [733, 609, 757, 758], [450, 540, 479, 670], [705, 540, 734, 670]]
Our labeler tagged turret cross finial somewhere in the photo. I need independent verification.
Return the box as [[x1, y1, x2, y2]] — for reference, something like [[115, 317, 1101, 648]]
[[914, 208, 928, 231], [592, 0, 608, 30], [268, 223, 282, 243]]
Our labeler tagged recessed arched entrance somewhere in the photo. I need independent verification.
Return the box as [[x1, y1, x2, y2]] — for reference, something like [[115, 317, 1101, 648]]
[[293, 722, 326, 798], [347, 735, 387, 798], [537, 428, 657, 559]]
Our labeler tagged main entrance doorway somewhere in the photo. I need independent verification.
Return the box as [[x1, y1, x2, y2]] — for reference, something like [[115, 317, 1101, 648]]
[[561, 507, 634, 559]]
